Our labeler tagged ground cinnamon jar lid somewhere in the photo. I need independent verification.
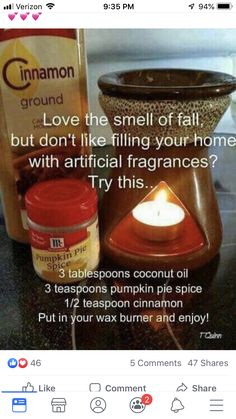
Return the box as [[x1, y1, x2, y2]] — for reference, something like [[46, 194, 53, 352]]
[[25, 179, 98, 228], [25, 179, 100, 284]]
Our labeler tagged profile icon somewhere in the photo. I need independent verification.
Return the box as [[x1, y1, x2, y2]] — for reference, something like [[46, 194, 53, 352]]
[[90, 397, 107, 413]]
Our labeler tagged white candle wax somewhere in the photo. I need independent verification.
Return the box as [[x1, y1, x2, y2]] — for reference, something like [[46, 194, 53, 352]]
[[132, 201, 185, 227]]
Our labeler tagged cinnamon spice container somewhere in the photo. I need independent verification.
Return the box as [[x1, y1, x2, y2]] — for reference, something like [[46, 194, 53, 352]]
[[0, 29, 89, 242]]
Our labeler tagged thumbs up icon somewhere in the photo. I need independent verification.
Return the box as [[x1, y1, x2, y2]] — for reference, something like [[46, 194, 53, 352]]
[[7, 358, 18, 368], [22, 383, 34, 392]]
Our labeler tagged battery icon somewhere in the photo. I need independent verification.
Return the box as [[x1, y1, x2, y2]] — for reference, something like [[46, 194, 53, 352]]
[[217, 3, 233, 8]]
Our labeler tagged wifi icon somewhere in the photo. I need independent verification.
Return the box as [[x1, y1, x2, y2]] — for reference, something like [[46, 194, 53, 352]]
[[46, 2, 55, 9]]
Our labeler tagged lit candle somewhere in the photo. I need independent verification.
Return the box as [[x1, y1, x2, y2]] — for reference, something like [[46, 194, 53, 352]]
[[132, 190, 185, 242]]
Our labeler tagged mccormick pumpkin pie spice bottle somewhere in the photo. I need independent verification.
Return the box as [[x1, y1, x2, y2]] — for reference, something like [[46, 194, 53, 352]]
[[25, 179, 100, 283]]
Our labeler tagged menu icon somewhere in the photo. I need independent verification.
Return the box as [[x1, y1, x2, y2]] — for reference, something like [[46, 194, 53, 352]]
[[209, 399, 224, 412]]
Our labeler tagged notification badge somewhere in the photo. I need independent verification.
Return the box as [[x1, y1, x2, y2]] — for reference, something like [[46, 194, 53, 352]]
[[141, 394, 153, 405]]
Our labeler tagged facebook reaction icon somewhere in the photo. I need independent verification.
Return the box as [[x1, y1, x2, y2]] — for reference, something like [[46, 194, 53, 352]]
[[12, 398, 27, 413], [8, 358, 18, 368]]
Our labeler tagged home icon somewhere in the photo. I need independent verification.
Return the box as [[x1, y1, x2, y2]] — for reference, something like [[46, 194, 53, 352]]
[[51, 398, 67, 413]]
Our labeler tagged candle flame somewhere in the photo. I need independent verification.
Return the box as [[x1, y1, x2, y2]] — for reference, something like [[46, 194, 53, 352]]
[[155, 189, 167, 205], [155, 190, 167, 217]]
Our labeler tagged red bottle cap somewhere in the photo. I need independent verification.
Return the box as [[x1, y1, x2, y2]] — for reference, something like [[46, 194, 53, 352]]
[[25, 179, 98, 228]]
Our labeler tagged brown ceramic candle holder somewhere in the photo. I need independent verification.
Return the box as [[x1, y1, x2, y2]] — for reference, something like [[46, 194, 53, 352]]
[[98, 69, 236, 270]]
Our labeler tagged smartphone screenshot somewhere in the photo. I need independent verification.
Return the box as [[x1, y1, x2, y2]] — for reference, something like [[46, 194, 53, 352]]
[[0, 1, 235, 417]]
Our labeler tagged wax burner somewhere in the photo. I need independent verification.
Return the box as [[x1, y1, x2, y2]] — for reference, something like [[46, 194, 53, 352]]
[[109, 181, 205, 266], [98, 69, 236, 270]]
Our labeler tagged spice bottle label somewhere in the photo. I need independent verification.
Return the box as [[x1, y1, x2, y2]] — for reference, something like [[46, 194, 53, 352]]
[[30, 218, 100, 283], [0, 30, 89, 235]]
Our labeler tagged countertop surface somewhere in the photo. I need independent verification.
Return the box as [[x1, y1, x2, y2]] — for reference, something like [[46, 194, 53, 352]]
[[0, 141, 235, 350]]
